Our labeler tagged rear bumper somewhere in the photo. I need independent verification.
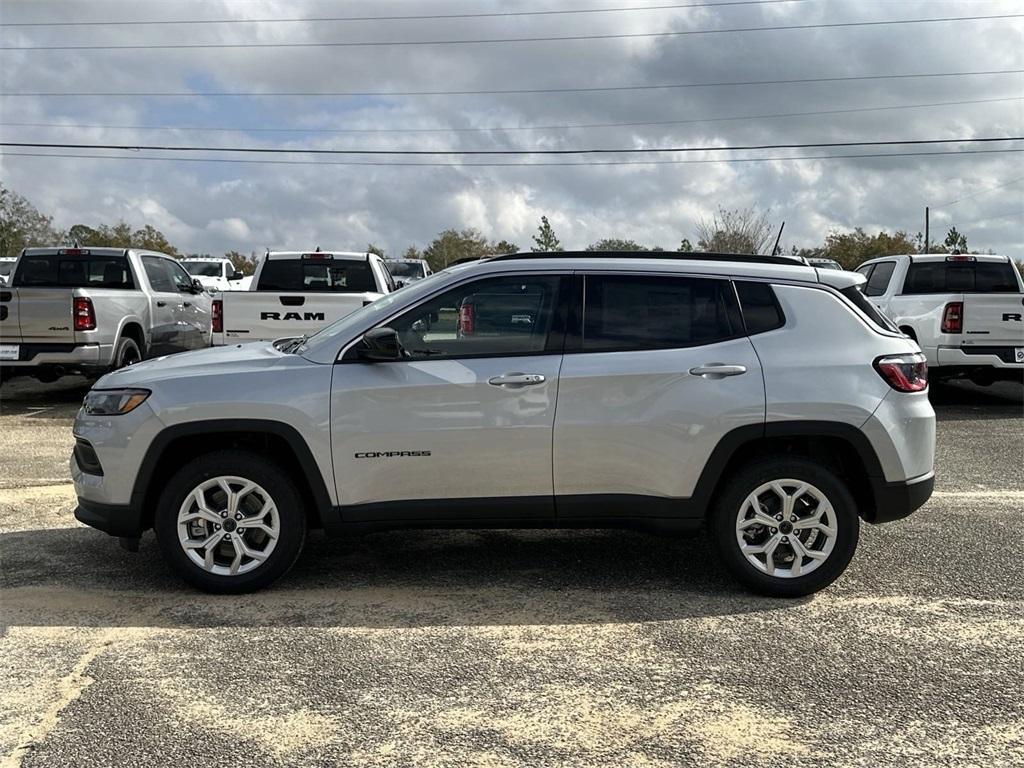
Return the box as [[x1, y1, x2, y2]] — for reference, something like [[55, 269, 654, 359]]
[[0, 342, 113, 368], [936, 345, 1023, 370], [868, 472, 934, 524], [74, 498, 145, 537]]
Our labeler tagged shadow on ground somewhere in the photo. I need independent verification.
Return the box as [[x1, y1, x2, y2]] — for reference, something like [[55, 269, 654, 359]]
[[0, 525, 801, 631]]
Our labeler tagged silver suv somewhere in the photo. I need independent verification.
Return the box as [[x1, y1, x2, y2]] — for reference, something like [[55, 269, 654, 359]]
[[71, 252, 936, 596]]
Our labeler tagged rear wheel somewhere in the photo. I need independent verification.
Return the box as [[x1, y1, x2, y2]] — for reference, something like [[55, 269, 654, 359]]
[[709, 458, 859, 597], [112, 336, 142, 370], [154, 451, 307, 593]]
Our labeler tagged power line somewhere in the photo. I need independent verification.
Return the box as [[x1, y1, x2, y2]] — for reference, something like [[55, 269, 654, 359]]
[[2, 137, 1019, 157], [2, 96, 1019, 136], [1, 147, 1019, 168], [932, 176, 1024, 208], [0, 0, 807, 27], [2, 13, 1019, 51], [5, 68, 1021, 98]]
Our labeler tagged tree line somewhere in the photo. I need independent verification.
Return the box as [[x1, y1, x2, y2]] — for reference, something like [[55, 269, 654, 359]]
[[0, 182, 992, 275]]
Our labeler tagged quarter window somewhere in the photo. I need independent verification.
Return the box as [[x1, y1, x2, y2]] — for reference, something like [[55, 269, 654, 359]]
[[386, 275, 562, 360], [582, 275, 741, 352], [735, 281, 785, 334]]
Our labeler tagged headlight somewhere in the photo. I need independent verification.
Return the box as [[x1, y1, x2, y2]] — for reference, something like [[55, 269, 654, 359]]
[[83, 388, 151, 415]]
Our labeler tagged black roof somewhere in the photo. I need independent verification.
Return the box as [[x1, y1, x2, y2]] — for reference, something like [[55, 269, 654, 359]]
[[487, 250, 807, 266]]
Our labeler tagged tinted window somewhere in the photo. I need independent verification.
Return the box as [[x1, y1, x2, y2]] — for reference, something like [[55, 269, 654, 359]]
[[384, 275, 561, 360], [582, 275, 740, 352], [840, 286, 899, 332], [735, 281, 785, 334], [387, 262, 426, 278], [903, 260, 1021, 294], [142, 256, 174, 292], [257, 258, 374, 292], [184, 261, 223, 277], [864, 261, 896, 296], [15, 255, 134, 289]]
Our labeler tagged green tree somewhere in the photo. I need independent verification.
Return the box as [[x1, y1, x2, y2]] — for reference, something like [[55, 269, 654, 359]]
[[132, 224, 178, 255], [585, 238, 647, 251], [695, 206, 774, 254], [422, 228, 492, 271], [819, 228, 918, 270], [401, 245, 422, 260], [531, 215, 562, 252], [367, 243, 386, 258], [677, 238, 694, 253], [944, 227, 967, 253], [0, 184, 60, 257], [490, 239, 519, 255]]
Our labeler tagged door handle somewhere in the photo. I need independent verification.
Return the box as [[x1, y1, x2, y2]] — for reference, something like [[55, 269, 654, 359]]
[[488, 373, 546, 387], [689, 363, 747, 378], [182, 302, 192, 307], [156, 301, 167, 307]]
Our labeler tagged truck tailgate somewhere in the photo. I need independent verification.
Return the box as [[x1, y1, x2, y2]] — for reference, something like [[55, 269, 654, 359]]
[[5, 288, 78, 343], [220, 292, 379, 343], [962, 294, 1024, 348]]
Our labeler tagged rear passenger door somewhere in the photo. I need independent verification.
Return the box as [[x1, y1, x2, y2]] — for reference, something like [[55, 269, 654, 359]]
[[553, 273, 765, 517], [141, 256, 183, 355]]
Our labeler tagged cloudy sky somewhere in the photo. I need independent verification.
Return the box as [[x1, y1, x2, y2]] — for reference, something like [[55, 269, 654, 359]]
[[0, 0, 1021, 256]]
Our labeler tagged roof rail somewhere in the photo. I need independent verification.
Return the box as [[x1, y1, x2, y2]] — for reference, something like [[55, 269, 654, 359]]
[[487, 250, 808, 266]]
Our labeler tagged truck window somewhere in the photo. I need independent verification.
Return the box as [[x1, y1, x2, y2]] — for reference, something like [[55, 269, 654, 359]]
[[863, 261, 896, 297], [183, 261, 224, 277], [142, 256, 175, 292], [257, 259, 375, 292], [902, 260, 1021, 294], [14, 254, 134, 289]]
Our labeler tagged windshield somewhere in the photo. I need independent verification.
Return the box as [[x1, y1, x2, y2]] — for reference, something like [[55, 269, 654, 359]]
[[183, 261, 223, 277], [387, 261, 426, 279], [298, 268, 453, 355]]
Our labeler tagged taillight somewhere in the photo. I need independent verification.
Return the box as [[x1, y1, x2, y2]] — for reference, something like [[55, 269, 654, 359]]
[[941, 301, 963, 334], [874, 353, 928, 392], [457, 302, 475, 336], [212, 299, 223, 333], [73, 297, 96, 331]]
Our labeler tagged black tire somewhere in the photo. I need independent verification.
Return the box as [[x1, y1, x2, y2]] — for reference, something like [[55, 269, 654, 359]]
[[709, 457, 859, 597], [112, 336, 142, 370], [154, 450, 307, 593]]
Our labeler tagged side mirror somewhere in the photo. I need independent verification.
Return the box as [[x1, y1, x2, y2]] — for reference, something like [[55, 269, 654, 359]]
[[228, 270, 244, 281], [190, 278, 205, 293], [357, 327, 403, 362]]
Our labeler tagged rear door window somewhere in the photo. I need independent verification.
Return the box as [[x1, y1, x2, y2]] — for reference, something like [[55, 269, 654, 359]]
[[257, 257, 375, 292], [142, 256, 175, 292], [581, 275, 741, 352], [14, 254, 134, 289], [903, 260, 1021, 294], [863, 261, 896, 296]]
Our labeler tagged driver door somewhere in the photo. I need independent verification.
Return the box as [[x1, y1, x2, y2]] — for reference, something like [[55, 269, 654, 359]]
[[330, 273, 569, 522]]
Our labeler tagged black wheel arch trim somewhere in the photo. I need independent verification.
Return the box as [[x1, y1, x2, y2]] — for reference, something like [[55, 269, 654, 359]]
[[129, 419, 336, 533]]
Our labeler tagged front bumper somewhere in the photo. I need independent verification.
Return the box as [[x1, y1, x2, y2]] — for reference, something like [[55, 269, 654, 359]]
[[74, 498, 145, 537], [868, 472, 934, 524]]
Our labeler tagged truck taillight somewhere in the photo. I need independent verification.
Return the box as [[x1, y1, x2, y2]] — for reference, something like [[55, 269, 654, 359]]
[[73, 297, 96, 331], [212, 299, 223, 333], [941, 301, 963, 333], [458, 303, 475, 336], [874, 353, 928, 392]]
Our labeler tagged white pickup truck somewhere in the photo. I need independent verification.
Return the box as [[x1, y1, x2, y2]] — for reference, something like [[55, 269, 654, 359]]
[[181, 257, 251, 292], [213, 251, 395, 345], [857, 253, 1024, 385]]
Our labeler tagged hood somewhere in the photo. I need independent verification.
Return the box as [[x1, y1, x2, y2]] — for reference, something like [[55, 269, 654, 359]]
[[96, 342, 302, 389]]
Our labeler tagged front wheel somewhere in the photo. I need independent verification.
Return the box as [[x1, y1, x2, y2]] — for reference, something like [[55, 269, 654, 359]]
[[709, 458, 859, 597], [154, 451, 307, 593]]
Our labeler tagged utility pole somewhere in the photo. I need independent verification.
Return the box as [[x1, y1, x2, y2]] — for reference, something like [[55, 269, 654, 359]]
[[924, 206, 930, 254]]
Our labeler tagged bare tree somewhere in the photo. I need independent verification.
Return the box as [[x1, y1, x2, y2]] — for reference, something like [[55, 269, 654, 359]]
[[695, 207, 775, 254]]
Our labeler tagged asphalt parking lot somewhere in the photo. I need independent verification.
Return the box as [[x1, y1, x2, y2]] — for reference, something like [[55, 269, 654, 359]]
[[1, 377, 1022, 767]]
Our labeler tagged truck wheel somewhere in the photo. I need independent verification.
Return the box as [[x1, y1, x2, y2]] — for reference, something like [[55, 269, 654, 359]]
[[112, 337, 142, 370], [709, 458, 859, 597], [154, 451, 307, 593]]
